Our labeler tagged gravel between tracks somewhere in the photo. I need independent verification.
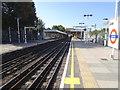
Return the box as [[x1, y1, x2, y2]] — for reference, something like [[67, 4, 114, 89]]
[[51, 50, 68, 89]]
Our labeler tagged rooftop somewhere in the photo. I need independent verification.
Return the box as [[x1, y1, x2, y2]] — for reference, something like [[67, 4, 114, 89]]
[[44, 30, 67, 35]]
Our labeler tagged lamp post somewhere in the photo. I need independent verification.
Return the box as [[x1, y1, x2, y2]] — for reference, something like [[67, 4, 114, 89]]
[[24, 27, 35, 43], [92, 24, 97, 43], [92, 24, 96, 30], [8, 27, 11, 43], [103, 18, 109, 46], [84, 14, 92, 43], [38, 20, 41, 40], [79, 23, 85, 40], [34, 20, 41, 40], [17, 18, 20, 43], [79, 23, 85, 26]]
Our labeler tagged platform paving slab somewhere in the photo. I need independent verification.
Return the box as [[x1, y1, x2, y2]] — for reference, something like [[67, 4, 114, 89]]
[[64, 42, 82, 88], [73, 38, 118, 88]]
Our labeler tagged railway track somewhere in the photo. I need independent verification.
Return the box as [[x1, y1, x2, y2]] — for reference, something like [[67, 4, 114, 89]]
[[1, 42, 59, 79], [1, 40, 61, 85], [1, 40, 60, 69], [37, 42, 69, 89], [1, 38, 70, 89]]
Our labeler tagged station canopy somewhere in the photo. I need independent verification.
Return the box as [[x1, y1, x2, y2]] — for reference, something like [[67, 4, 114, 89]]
[[70, 26, 86, 32], [44, 30, 67, 35]]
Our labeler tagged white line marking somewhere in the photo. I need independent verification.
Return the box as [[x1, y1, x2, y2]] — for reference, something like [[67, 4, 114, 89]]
[[59, 42, 71, 88]]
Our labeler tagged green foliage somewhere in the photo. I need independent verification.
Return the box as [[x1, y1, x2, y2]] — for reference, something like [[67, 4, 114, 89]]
[[89, 28, 107, 37], [57, 25, 65, 32], [65, 28, 73, 31], [93, 30, 100, 35], [46, 28, 51, 30], [89, 31, 94, 37], [34, 19, 45, 32], [100, 28, 105, 33], [52, 25, 65, 32], [52, 25, 59, 30], [34, 19, 45, 40], [89, 28, 109, 43], [89, 30, 100, 37], [2, 2, 37, 30], [37, 19, 45, 30]]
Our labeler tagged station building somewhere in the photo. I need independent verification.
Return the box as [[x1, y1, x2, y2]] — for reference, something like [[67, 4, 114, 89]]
[[68, 26, 86, 40], [44, 26, 87, 41], [43, 30, 67, 39]]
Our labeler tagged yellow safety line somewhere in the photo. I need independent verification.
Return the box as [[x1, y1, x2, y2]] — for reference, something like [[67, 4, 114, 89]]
[[71, 43, 74, 78], [0, 46, 22, 53], [74, 39, 99, 88], [64, 40, 80, 89]]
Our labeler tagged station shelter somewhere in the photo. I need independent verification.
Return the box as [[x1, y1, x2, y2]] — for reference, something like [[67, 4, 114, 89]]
[[69, 26, 86, 40], [43, 30, 67, 39]]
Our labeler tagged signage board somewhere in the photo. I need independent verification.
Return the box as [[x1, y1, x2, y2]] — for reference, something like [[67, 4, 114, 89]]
[[108, 19, 119, 49]]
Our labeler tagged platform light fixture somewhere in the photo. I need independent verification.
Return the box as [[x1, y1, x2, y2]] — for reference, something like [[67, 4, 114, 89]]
[[15, 17, 21, 43], [84, 14, 92, 18], [79, 23, 85, 28], [103, 17, 109, 46], [83, 14, 93, 43], [79, 23, 85, 25]]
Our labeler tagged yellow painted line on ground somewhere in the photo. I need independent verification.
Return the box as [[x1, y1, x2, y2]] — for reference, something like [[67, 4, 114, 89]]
[[0, 46, 22, 53], [64, 41, 80, 89], [75, 41, 99, 88]]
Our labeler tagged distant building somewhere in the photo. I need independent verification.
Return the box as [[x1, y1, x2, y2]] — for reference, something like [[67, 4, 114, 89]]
[[69, 26, 86, 40], [44, 30, 67, 39], [65, 28, 73, 35]]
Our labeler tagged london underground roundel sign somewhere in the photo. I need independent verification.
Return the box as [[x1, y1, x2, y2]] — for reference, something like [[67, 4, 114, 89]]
[[110, 29, 118, 44]]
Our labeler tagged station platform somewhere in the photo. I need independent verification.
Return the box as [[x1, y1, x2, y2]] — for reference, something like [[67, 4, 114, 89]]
[[60, 38, 118, 88], [0, 39, 56, 54]]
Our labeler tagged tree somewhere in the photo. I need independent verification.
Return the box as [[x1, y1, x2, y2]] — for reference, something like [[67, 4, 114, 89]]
[[100, 28, 105, 33], [46, 28, 51, 30], [89, 31, 94, 37], [65, 28, 73, 31], [52, 25, 65, 32], [93, 30, 100, 43], [58, 25, 65, 32], [89, 28, 109, 43], [34, 19, 45, 40], [52, 25, 59, 30], [2, 2, 37, 30], [89, 30, 100, 43]]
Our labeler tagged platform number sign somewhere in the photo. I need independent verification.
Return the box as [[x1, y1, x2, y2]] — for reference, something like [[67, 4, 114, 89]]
[[109, 29, 118, 44]]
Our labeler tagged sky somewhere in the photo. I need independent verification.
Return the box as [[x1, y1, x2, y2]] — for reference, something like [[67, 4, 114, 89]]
[[33, 2, 116, 30]]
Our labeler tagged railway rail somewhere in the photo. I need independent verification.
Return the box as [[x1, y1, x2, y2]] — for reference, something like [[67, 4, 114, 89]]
[[1, 39, 61, 85], [1, 37, 71, 89], [1, 42, 59, 79]]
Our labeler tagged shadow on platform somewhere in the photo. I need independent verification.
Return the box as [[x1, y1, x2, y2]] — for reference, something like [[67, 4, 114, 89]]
[[73, 41, 104, 49]]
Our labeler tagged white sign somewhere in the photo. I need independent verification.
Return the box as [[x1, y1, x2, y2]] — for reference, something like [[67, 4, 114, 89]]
[[108, 19, 119, 49]]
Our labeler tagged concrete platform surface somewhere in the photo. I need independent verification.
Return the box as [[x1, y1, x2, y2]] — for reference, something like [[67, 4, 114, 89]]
[[74, 38, 118, 88], [0, 39, 56, 54], [61, 38, 118, 88]]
